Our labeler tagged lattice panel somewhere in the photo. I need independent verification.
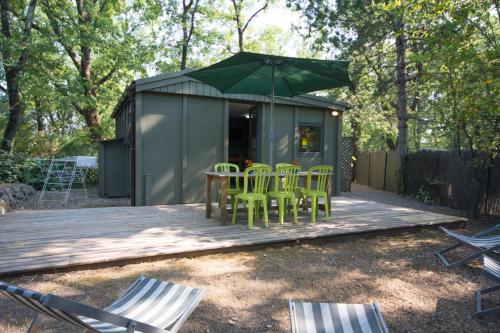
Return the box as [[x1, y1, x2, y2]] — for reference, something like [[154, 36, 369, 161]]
[[340, 137, 353, 192]]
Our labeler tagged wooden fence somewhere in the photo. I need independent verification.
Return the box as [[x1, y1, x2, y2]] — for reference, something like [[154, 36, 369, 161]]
[[355, 150, 500, 216], [355, 150, 399, 193]]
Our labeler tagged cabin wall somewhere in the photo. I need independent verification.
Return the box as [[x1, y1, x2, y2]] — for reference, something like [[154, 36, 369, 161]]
[[133, 90, 343, 206], [136, 92, 224, 205], [115, 101, 130, 139], [258, 104, 342, 195]]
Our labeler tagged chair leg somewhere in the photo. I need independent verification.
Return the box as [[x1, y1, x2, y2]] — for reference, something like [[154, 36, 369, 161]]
[[263, 199, 269, 227], [311, 195, 317, 224], [27, 314, 45, 333], [323, 194, 330, 220], [278, 197, 285, 224], [231, 197, 239, 224], [291, 196, 298, 224], [255, 201, 261, 222], [247, 201, 254, 229]]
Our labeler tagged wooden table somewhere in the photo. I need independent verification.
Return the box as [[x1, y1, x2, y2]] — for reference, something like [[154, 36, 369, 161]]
[[205, 171, 333, 224]]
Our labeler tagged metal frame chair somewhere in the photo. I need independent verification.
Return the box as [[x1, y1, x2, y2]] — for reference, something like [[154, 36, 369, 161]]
[[0, 276, 205, 333], [436, 225, 500, 268], [474, 252, 500, 317]]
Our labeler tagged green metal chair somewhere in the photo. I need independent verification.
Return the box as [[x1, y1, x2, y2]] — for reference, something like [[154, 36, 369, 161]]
[[214, 163, 241, 211], [267, 164, 301, 224], [301, 165, 333, 224], [232, 165, 272, 229]]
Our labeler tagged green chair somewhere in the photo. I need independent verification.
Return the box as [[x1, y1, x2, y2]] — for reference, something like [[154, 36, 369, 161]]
[[267, 164, 301, 224], [232, 165, 272, 229], [301, 165, 333, 224], [214, 163, 241, 211]]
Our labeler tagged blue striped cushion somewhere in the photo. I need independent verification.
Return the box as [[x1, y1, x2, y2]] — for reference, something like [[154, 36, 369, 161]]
[[442, 228, 500, 249], [484, 253, 500, 282], [290, 301, 388, 333], [79, 276, 204, 332]]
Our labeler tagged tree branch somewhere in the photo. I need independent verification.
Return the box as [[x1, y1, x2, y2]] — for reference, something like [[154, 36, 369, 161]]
[[15, 0, 38, 70], [186, 0, 200, 44], [0, 84, 6, 93], [241, 0, 268, 34], [42, 5, 81, 70], [95, 66, 116, 86]]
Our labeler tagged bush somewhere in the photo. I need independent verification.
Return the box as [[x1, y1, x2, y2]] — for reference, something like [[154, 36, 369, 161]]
[[0, 152, 45, 189]]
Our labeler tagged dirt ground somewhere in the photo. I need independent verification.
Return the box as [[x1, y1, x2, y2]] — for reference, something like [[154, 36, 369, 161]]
[[1, 224, 499, 333]]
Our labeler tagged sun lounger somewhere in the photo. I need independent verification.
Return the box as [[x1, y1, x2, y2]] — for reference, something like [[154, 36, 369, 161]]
[[436, 224, 500, 268], [474, 252, 500, 317], [0, 275, 205, 333], [288, 300, 389, 333]]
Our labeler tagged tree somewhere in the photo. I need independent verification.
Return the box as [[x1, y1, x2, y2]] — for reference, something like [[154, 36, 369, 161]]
[[230, 0, 268, 51], [0, 0, 38, 153], [32, 0, 160, 142]]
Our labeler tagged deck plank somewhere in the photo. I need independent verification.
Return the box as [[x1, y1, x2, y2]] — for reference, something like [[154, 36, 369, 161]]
[[0, 197, 465, 276]]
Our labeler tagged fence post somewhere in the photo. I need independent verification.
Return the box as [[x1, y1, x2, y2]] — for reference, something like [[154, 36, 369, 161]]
[[383, 151, 388, 191]]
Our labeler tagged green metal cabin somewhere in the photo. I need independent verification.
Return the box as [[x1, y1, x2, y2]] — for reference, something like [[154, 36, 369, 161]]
[[100, 70, 348, 206]]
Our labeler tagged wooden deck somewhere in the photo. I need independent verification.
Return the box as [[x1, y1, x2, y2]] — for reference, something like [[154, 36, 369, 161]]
[[0, 197, 466, 276]]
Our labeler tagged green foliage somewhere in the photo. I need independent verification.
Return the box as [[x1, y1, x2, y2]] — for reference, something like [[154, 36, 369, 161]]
[[416, 185, 432, 203], [0, 152, 44, 189], [292, 0, 499, 159]]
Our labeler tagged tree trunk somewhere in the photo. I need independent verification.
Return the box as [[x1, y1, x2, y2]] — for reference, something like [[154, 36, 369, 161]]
[[0, 0, 38, 153], [1, 68, 23, 153], [34, 97, 44, 132], [395, 17, 408, 163], [81, 109, 103, 141]]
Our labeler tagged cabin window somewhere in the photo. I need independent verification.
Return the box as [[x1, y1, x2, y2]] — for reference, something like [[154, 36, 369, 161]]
[[298, 124, 322, 155]]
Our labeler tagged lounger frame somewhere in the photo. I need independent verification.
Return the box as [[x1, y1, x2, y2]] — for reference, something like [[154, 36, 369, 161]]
[[0, 276, 205, 333], [474, 253, 500, 317], [436, 225, 500, 268]]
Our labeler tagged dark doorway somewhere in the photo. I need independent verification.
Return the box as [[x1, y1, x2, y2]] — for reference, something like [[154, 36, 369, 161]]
[[228, 102, 258, 169]]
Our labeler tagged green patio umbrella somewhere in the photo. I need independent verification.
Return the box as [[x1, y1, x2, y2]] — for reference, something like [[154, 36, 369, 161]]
[[185, 51, 352, 166]]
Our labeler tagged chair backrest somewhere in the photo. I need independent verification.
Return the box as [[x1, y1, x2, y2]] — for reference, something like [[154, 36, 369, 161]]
[[0, 280, 94, 330], [214, 163, 239, 173], [243, 165, 272, 195], [289, 300, 389, 333], [215, 163, 240, 190], [251, 163, 271, 168], [275, 165, 302, 192], [307, 165, 333, 192], [484, 253, 500, 282], [275, 163, 293, 169]]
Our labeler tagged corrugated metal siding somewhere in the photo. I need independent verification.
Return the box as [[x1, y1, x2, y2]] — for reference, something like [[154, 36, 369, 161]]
[[115, 102, 131, 139], [147, 80, 337, 109]]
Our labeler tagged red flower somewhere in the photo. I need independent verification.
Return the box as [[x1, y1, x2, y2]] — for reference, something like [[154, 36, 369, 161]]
[[291, 160, 299, 166], [244, 159, 253, 167]]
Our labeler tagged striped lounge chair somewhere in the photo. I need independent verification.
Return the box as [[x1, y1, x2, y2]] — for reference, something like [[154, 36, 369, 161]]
[[0, 276, 205, 333], [288, 300, 389, 333], [474, 252, 500, 317], [436, 224, 500, 268]]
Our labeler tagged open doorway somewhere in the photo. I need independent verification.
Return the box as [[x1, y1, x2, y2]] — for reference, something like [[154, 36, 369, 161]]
[[228, 102, 259, 169]]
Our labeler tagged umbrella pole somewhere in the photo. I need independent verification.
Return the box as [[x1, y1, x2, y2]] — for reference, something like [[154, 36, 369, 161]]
[[269, 63, 275, 166]]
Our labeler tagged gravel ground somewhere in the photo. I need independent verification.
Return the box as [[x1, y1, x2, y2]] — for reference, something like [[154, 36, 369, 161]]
[[344, 183, 465, 217], [17, 186, 130, 210], [2, 183, 498, 332]]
